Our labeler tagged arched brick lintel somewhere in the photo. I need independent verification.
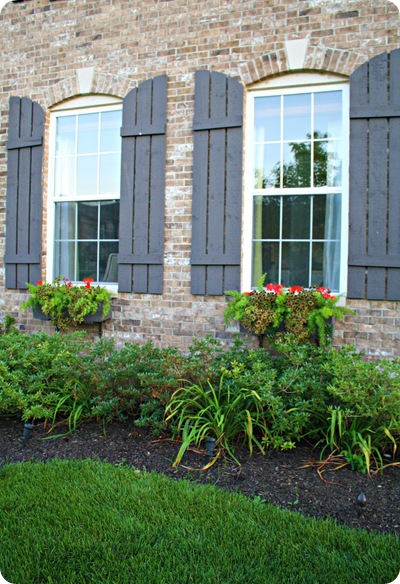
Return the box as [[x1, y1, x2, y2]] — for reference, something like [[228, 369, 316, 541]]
[[41, 71, 135, 109], [238, 44, 366, 86]]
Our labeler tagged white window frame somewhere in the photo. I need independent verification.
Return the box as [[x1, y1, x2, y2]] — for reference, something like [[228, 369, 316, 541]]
[[47, 96, 122, 289], [243, 73, 349, 294]]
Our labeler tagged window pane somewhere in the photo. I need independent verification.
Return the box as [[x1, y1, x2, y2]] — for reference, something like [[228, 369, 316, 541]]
[[99, 153, 121, 196], [254, 143, 281, 189], [281, 242, 309, 287], [100, 243, 119, 283], [314, 140, 343, 187], [76, 155, 97, 196], [100, 201, 119, 239], [78, 202, 98, 240], [54, 156, 75, 197], [54, 241, 75, 281], [77, 241, 97, 281], [77, 113, 99, 154], [282, 196, 310, 240], [55, 202, 76, 239], [252, 241, 279, 287], [254, 96, 280, 142], [56, 116, 76, 155], [100, 110, 122, 153], [314, 91, 342, 138], [283, 94, 311, 141], [312, 241, 340, 291], [253, 195, 280, 240], [313, 194, 341, 240], [283, 142, 311, 188], [326, 141, 342, 188]]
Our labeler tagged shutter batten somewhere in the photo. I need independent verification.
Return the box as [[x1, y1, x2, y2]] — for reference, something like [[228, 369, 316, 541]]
[[348, 49, 400, 301], [118, 75, 167, 294], [191, 70, 243, 295], [5, 97, 44, 289]]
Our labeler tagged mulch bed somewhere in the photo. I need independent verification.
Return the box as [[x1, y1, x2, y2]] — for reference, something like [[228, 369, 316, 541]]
[[1, 417, 399, 536]]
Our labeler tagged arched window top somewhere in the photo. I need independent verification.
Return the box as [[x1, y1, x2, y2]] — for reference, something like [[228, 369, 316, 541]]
[[51, 94, 122, 112], [249, 72, 348, 92]]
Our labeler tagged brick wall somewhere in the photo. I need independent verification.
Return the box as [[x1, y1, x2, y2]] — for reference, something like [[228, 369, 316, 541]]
[[0, 0, 399, 358]]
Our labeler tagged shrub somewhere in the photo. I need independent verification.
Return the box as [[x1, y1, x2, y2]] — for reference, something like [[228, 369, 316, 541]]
[[0, 329, 93, 423], [164, 339, 328, 465], [1, 328, 399, 474], [0, 330, 185, 435], [320, 346, 400, 473], [165, 374, 271, 465], [89, 340, 185, 434]]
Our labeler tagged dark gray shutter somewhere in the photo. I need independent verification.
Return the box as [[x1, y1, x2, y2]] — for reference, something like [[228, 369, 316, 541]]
[[191, 70, 243, 295], [5, 97, 44, 289], [348, 49, 400, 300], [118, 75, 167, 293]]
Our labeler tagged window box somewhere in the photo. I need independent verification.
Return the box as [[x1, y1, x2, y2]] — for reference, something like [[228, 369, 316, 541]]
[[21, 277, 113, 331], [32, 303, 111, 325], [225, 275, 353, 347]]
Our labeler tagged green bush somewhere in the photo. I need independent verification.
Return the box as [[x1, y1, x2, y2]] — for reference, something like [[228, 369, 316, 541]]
[[0, 331, 178, 433], [89, 340, 184, 433], [165, 339, 328, 463], [165, 372, 271, 465], [320, 346, 400, 473], [0, 329, 92, 423], [0, 328, 399, 473]]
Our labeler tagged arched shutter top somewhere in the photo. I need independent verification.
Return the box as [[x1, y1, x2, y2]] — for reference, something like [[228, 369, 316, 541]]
[[193, 70, 243, 131]]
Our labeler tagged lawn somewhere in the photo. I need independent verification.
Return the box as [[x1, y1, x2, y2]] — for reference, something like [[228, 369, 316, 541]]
[[0, 459, 399, 584]]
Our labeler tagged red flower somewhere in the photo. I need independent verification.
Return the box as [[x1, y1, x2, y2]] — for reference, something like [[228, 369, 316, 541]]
[[83, 277, 94, 289], [35, 280, 43, 286], [323, 292, 336, 300], [316, 286, 335, 300], [66, 281, 73, 288], [265, 283, 283, 294], [289, 285, 302, 294], [244, 291, 251, 296]]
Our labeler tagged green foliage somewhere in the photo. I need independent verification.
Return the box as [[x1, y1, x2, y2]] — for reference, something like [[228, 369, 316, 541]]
[[224, 273, 268, 327], [0, 330, 183, 434], [20, 276, 113, 331], [0, 328, 90, 422], [0, 315, 17, 334], [89, 340, 184, 433], [0, 328, 399, 474], [320, 346, 400, 473], [165, 374, 270, 465], [165, 340, 327, 465], [1, 460, 399, 584], [323, 407, 385, 474]]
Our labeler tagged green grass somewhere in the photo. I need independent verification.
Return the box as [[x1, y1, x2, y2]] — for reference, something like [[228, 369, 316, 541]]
[[0, 459, 399, 584]]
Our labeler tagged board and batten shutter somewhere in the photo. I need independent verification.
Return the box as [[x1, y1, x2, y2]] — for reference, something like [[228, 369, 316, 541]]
[[191, 70, 243, 295], [5, 97, 45, 289], [348, 48, 400, 301], [118, 75, 167, 293]]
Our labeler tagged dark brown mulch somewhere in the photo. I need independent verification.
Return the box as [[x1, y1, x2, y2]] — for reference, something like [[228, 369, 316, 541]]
[[1, 417, 399, 537]]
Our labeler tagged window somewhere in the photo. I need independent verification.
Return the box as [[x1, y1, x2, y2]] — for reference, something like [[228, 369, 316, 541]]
[[244, 75, 349, 293], [48, 98, 122, 284]]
